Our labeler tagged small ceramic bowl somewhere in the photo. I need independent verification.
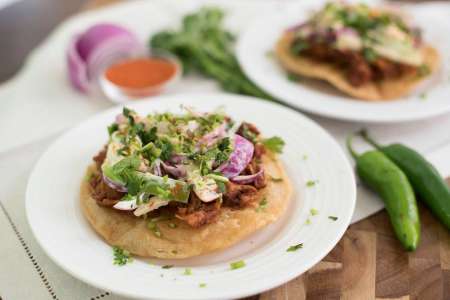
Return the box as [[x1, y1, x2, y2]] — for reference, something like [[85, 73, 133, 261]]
[[99, 50, 182, 103]]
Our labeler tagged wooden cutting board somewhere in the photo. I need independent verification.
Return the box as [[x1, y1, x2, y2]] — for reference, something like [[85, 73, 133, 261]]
[[83, 1, 450, 299]]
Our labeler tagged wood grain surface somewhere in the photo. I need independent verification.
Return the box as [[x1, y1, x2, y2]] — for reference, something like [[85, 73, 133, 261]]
[[3, 0, 449, 299]]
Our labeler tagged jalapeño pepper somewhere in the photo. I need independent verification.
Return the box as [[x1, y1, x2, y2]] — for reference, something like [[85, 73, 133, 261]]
[[347, 135, 420, 251], [361, 130, 450, 231]]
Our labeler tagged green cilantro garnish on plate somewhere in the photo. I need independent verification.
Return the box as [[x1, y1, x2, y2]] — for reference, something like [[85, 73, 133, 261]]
[[306, 180, 318, 187], [271, 177, 283, 182], [230, 260, 246, 270], [310, 208, 319, 216], [419, 93, 427, 100], [328, 216, 338, 221], [305, 218, 312, 225], [199, 283, 207, 288], [168, 222, 177, 229], [262, 136, 285, 153], [183, 268, 192, 275], [287, 243, 303, 252], [112, 246, 133, 266], [255, 197, 268, 212], [162, 265, 174, 269]]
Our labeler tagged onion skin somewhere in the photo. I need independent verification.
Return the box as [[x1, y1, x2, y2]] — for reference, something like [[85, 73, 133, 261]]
[[216, 134, 254, 178]]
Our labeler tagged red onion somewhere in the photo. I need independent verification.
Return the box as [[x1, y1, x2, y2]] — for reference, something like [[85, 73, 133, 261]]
[[66, 23, 143, 93], [216, 134, 254, 178], [231, 168, 264, 184], [152, 159, 162, 177], [102, 173, 128, 192], [198, 122, 227, 147], [67, 35, 90, 92], [161, 162, 186, 179], [169, 154, 187, 164]]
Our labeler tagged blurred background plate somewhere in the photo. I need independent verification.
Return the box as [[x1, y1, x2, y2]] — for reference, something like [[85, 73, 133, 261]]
[[237, 2, 450, 123]]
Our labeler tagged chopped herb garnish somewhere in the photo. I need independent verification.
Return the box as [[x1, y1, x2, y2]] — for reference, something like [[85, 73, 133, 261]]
[[148, 221, 162, 238], [183, 268, 192, 275], [262, 136, 285, 154], [168, 223, 177, 229], [107, 123, 119, 136], [84, 172, 93, 182], [305, 218, 312, 225], [306, 180, 318, 187], [302, 154, 308, 160], [112, 246, 133, 266], [271, 177, 283, 182], [287, 243, 303, 252], [230, 260, 246, 270], [162, 265, 174, 269], [255, 197, 268, 212], [362, 48, 377, 63], [291, 39, 310, 54], [287, 72, 302, 82], [417, 64, 430, 77], [328, 216, 338, 221], [419, 93, 427, 100], [199, 283, 207, 288], [310, 208, 319, 216]]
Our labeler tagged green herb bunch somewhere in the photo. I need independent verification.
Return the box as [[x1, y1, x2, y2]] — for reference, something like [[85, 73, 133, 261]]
[[150, 7, 275, 100]]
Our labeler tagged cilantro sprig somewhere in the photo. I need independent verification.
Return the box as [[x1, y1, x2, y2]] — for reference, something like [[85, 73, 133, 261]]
[[113, 246, 133, 266]]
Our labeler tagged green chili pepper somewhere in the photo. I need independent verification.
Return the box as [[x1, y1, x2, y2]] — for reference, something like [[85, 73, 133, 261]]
[[361, 130, 450, 231], [347, 135, 420, 251]]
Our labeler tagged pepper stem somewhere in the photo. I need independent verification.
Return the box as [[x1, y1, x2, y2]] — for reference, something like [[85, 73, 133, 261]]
[[358, 129, 382, 149], [346, 134, 360, 160]]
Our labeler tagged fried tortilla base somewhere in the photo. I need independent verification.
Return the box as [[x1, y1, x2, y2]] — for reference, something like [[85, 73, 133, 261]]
[[80, 154, 293, 259], [275, 31, 440, 101]]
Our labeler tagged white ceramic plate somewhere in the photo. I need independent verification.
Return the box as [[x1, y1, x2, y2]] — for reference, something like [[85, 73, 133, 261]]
[[237, 3, 450, 123], [26, 93, 356, 300]]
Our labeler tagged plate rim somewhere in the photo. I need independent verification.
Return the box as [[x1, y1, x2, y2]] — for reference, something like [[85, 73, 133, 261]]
[[26, 93, 356, 299]]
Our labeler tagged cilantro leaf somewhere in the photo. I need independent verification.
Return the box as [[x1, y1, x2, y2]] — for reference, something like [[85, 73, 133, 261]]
[[230, 260, 246, 270], [113, 246, 133, 266], [287, 243, 303, 252], [262, 136, 285, 154]]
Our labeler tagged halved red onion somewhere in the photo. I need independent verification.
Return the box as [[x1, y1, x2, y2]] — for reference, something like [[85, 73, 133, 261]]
[[231, 168, 264, 184], [85, 34, 143, 80], [66, 23, 142, 93], [67, 35, 90, 92], [102, 173, 128, 192], [216, 134, 254, 178]]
